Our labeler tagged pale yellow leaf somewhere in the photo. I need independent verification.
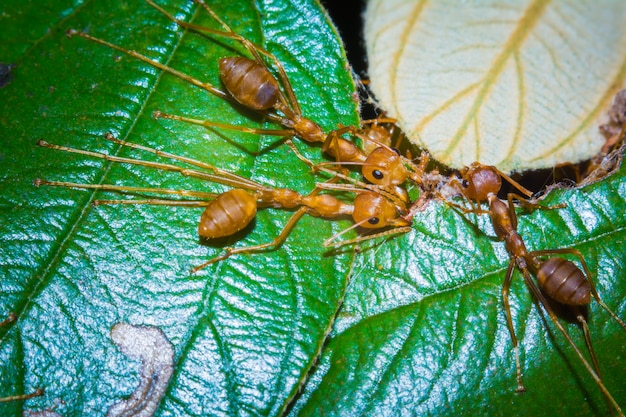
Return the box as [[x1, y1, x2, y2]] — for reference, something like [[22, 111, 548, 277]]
[[365, 0, 626, 172]]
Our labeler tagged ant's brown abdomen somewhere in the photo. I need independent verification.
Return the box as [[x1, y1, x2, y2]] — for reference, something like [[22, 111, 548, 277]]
[[199, 189, 257, 239], [536, 258, 591, 306], [219, 57, 280, 110]]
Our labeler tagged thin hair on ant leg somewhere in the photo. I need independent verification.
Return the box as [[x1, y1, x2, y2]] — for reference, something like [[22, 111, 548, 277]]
[[36, 134, 410, 272], [443, 161, 626, 416]]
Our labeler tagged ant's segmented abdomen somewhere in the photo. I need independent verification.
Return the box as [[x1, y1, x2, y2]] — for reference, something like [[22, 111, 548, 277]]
[[536, 258, 591, 306], [219, 57, 280, 110], [199, 189, 257, 239]]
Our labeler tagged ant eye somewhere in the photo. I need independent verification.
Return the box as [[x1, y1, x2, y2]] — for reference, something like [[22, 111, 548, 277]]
[[391, 147, 401, 155], [368, 217, 380, 225], [461, 179, 469, 188], [372, 170, 384, 180]]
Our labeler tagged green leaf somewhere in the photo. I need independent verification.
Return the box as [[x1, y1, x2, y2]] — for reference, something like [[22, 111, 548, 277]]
[[0, 0, 358, 415], [2, 1, 625, 417], [364, 0, 626, 172], [291, 162, 626, 416]]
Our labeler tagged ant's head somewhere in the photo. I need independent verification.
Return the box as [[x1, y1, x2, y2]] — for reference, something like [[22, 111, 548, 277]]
[[459, 163, 502, 201], [352, 192, 409, 229], [362, 147, 408, 187]]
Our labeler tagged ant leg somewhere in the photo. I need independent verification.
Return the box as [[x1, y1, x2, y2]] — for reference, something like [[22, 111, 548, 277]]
[[507, 193, 566, 212], [575, 312, 623, 417], [0, 388, 44, 403], [36, 139, 269, 193], [147, 0, 301, 114], [99, 133, 268, 191], [69, 22, 297, 132], [191, 0, 301, 114], [66, 30, 229, 101], [323, 222, 411, 248], [92, 199, 214, 207], [0, 312, 16, 327], [285, 138, 358, 181], [411, 151, 430, 179], [359, 114, 404, 149], [191, 206, 309, 273], [152, 111, 295, 138], [69, 5, 303, 138], [439, 177, 489, 215], [35, 179, 219, 203], [321, 126, 360, 162], [505, 193, 567, 231], [519, 267, 623, 415], [317, 180, 408, 212], [441, 193, 489, 215], [493, 168, 533, 198], [445, 198, 488, 215], [501, 260, 526, 392], [400, 189, 432, 225], [361, 117, 397, 125], [531, 248, 626, 330], [192, 170, 348, 272], [145, 0, 245, 48], [578, 314, 603, 380]]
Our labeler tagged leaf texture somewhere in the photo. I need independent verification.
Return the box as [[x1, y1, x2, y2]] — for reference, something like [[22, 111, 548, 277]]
[[365, 0, 626, 172], [0, 0, 358, 415], [290, 161, 626, 416], [1, 0, 625, 416]]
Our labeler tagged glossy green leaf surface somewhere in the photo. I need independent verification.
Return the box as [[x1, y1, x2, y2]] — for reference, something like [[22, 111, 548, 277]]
[[1, 0, 358, 415], [1, 1, 625, 416], [291, 166, 626, 416]]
